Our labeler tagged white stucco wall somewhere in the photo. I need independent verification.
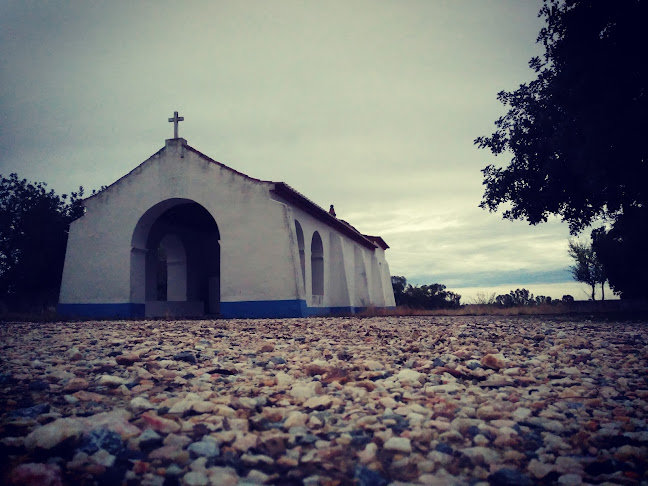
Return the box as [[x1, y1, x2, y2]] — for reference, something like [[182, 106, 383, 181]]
[[59, 138, 395, 314], [277, 201, 395, 309], [60, 139, 300, 306]]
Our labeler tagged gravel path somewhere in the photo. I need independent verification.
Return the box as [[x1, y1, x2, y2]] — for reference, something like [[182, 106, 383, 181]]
[[1, 316, 647, 485]]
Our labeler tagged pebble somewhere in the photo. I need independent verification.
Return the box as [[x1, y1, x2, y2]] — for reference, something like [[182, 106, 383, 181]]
[[78, 428, 123, 455], [303, 395, 333, 410], [116, 353, 140, 365], [357, 442, 378, 463], [130, 396, 156, 411], [138, 428, 163, 449], [289, 382, 318, 400], [426, 382, 463, 393], [527, 458, 555, 479], [274, 371, 294, 386], [364, 359, 383, 370], [480, 353, 508, 370], [354, 465, 389, 486], [141, 412, 181, 434], [461, 446, 502, 465], [383, 436, 412, 453], [488, 467, 534, 486], [181, 471, 209, 486], [24, 417, 85, 450], [8, 462, 63, 486], [558, 473, 583, 485], [90, 448, 116, 467], [396, 368, 424, 382], [97, 374, 126, 387], [62, 377, 89, 392], [63, 395, 79, 404], [173, 351, 197, 364], [283, 411, 308, 428], [1, 316, 646, 485], [511, 407, 532, 421], [9, 403, 50, 419]]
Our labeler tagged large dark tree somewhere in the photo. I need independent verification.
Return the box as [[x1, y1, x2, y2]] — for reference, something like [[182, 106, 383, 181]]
[[0, 174, 84, 312], [591, 208, 647, 299], [475, 0, 647, 298]]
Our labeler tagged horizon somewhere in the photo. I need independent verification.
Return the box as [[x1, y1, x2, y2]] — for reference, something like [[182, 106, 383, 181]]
[[0, 1, 597, 298]]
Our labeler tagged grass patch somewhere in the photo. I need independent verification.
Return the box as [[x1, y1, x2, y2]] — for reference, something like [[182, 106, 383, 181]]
[[357, 300, 634, 317]]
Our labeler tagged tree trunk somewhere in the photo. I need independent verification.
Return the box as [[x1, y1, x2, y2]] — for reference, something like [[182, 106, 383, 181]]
[[591, 285, 596, 301], [601, 282, 605, 301]]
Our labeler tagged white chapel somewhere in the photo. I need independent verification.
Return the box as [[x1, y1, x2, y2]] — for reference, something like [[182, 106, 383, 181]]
[[58, 113, 396, 318]]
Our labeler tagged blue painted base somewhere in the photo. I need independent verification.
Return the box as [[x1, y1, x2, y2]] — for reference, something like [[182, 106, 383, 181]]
[[57, 303, 145, 319], [57, 300, 388, 319], [220, 301, 372, 318], [220, 300, 309, 318]]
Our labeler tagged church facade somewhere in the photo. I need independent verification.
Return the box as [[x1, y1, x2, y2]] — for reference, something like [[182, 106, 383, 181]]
[[58, 118, 395, 319]]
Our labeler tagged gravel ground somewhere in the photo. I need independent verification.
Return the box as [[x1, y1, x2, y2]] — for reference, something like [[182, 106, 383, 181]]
[[0, 316, 647, 486]]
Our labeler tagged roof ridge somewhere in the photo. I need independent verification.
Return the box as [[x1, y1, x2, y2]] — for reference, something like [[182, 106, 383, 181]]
[[80, 141, 389, 250], [271, 182, 382, 251]]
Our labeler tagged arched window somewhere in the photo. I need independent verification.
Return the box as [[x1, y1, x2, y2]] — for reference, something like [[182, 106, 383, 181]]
[[311, 231, 324, 297], [295, 220, 306, 290]]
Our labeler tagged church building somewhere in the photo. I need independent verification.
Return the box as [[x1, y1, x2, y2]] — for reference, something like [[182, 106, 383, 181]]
[[58, 113, 396, 318]]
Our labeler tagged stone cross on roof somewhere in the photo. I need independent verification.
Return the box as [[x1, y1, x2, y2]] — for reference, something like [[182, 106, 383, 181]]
[[168, 111, 184, 139]]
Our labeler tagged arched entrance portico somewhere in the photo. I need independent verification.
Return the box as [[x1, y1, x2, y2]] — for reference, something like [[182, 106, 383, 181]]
[[131, 199, 220, 317]]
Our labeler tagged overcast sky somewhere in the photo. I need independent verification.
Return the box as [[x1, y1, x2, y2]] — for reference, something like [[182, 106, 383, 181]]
[[0, 1, 607, 302]]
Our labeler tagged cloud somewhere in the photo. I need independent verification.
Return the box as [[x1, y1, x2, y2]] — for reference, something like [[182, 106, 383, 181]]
[[1, 0, 581, 300], [408, 268, 572, 288], [345, 203, 574, 281]]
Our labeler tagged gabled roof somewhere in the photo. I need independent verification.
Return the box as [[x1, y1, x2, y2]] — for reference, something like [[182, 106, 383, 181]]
[[363, 235, 390, 250], [84, 139, 388, 251], [83, 139, 263, 204], [271, 183, 382, 251]]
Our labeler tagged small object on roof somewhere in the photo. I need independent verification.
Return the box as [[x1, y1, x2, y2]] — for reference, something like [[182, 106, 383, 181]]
[[168, 111, 184, 139], [329, 205, 336, 217]]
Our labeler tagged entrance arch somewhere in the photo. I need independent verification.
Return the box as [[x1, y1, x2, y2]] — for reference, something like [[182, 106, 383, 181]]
[[131, 199, 220, 317]]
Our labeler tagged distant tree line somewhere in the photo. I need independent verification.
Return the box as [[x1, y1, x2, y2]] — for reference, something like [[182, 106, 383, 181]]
[[0, 173, 85, 312], [391, 277, 580, 310], [497, 289, 570, 308], [391, 276, 461, 310], [471, 289, 574, 308]]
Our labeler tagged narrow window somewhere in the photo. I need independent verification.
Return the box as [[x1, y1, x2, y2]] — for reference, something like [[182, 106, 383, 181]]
[[295, 220, 306, 290], [311, 231, 324, 296]]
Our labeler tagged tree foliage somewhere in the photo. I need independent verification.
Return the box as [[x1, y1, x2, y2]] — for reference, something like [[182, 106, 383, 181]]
[[390, 276, 407, 305], [476, 0, 647, 233], [0, 173, 84, 310], [391, 276, 461, 309], [495, 288, 536, 308], [567, 239, 606, 300], [475, 1, 647, 299], [470, 291, 497, 305], [492, 288, 560, 307], [591, 207, 648, 299]]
